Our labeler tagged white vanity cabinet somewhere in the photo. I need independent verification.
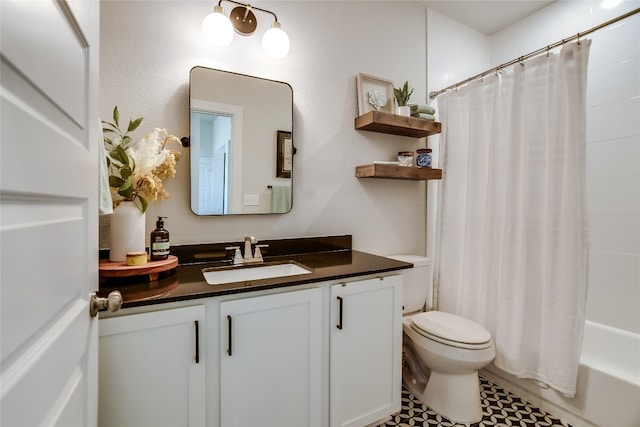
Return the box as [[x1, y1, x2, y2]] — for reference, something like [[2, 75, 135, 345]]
[[330, 276, 403, 427], [97, 272, 403, 427], [98, 305, 206, 427], [218, 288, 323, 427]]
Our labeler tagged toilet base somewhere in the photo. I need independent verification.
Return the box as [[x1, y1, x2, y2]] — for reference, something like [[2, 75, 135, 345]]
[[403, 367, 483, 424]]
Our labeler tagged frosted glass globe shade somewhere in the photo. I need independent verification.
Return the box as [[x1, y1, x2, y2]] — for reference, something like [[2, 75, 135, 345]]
[[262, 24, 290, 58], [600, 0, 622, 7], [202, 8, 234, 46]]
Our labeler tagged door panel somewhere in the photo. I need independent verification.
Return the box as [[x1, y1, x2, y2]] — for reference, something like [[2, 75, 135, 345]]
[[2, 302, 89, 426], [1, 61, 92, 195], [0, 0, 100, 425], [1, 0, 87, 125], [1, 201, 87, 361]]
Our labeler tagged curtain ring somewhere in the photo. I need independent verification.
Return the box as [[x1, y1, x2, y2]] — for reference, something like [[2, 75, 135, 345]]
[[577, 32, 581, 45], [519, 56, 525, 67], [546, 46, 550, 57]]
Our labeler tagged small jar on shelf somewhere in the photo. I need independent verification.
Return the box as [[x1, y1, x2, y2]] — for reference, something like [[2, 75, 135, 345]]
[[416, 148, 432, 168], [398, 151, 414, 167]]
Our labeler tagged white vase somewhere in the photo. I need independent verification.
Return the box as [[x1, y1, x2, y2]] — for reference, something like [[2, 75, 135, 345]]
[[109, 201, 146, 262], [396, 105, 411, 116]]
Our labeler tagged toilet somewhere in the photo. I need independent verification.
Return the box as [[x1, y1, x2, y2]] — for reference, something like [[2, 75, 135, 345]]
[[389, 255, 495, 424]]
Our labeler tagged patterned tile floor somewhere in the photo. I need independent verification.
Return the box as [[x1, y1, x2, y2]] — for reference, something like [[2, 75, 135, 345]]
[[380, 376, 572, 427]]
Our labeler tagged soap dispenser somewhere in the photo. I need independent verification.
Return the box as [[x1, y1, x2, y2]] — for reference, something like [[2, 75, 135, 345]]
[[150, 216, 170, 261]]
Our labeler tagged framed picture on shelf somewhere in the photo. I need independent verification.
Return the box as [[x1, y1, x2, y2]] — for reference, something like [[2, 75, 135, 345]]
[[356, 73, 395, 116], [276, 130, 293, 178]]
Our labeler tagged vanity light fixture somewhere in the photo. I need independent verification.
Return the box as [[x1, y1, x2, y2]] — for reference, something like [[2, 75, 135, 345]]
[[202, 0, 290, 58]]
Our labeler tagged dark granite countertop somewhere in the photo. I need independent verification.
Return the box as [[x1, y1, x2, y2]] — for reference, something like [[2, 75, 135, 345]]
[[99, 235, 413, 309]]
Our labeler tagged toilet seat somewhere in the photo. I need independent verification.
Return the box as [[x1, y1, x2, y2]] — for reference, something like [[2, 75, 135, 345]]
[[410, 311, 493, 350]]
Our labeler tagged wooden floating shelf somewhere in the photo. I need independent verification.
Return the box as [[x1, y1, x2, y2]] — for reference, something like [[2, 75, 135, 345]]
[[355, 164, 442, 180], [354, 111, 441, 138]]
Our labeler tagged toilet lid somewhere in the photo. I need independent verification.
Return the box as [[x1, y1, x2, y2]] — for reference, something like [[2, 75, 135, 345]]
[[411, 311, 492, 346]]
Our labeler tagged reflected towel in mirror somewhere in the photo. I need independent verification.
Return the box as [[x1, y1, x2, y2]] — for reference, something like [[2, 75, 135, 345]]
[[271, 185, 291, 213]]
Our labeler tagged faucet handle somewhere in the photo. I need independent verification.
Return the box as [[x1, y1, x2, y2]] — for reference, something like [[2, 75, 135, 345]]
[[225, 246, 243, 264], [254, 244, 269, 260]]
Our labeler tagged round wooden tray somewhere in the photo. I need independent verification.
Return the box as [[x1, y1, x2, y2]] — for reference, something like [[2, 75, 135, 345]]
[[99, 255, 178, 281]]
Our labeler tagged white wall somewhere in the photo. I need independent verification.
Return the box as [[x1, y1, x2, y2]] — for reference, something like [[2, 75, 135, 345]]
[[584, 9, 640, 336], [429, 1, 639, 426], [99, 1, 431, 256]]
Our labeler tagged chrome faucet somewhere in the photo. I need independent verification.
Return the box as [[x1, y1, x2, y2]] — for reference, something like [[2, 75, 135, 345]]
[[226, 236, 268, 265], [244, 236, 257, 260]]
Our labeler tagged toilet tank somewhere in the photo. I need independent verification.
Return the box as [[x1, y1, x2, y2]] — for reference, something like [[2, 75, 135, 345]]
[[388, 255, 431, 313]]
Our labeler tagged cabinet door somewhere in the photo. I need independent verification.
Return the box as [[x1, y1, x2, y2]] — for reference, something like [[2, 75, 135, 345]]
[[330, 276, 402, 427], [99, 305, 205, 427], [220, 288, 322, 427]]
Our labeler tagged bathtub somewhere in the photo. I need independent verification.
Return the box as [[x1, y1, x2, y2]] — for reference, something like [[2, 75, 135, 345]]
[[481, 320, 640, 427], [580, 320, 640, 387]]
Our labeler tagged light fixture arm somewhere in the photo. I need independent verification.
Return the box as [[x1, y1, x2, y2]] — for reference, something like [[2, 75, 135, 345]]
[[216, 0, 280, 22], [241, 4, 252, 22]]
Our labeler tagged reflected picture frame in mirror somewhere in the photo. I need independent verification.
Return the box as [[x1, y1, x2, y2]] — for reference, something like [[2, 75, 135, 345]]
[[276, 130, 292, 178], [189, 67, 293, 215]]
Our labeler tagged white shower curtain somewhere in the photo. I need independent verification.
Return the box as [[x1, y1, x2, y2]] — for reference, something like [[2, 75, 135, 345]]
[[433, 41, 591, 397]]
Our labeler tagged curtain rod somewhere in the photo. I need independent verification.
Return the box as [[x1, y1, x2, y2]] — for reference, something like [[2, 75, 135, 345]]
[[429, 7, 640, 99]]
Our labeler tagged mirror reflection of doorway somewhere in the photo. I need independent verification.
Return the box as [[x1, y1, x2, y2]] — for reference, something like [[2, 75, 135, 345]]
[[191, 110, 231, 215]]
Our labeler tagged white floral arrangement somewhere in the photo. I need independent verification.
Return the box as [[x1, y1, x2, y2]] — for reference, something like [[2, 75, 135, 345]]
[[102, 106, 181, 213]]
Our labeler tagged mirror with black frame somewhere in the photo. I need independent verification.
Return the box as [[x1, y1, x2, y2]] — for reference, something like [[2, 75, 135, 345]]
[[189, 67, 293, 215]]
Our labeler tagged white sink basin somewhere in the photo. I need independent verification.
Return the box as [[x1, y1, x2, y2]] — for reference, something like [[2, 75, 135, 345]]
[[202, 261, 312, 285]]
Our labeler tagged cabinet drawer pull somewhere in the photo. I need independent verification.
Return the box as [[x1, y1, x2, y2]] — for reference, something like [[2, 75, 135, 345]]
[[227, 315, 233, 356], [194, 320, 200, 364], [337, 296, 343, 330]]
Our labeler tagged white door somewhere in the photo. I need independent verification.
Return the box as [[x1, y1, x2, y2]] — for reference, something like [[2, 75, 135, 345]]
[[1, 1, 101, 426]]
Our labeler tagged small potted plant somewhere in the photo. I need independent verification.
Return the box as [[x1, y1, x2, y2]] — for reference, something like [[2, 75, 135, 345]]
[[394, 81, 413, 116]]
